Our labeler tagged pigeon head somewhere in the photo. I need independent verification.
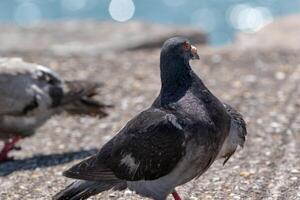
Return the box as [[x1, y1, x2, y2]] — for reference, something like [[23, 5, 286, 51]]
[[160, 37, 200, 78], [35, 65, 62, 85], [159, 37, 200, 104], [161, 37, 200, 65]]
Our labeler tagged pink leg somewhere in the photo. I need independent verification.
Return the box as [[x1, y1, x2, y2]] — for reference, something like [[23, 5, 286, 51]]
[[0, 136, 22, 163], [172, 190, 182, 200]]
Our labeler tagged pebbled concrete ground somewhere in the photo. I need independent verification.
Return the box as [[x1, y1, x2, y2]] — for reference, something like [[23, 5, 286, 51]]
[[0, 17, 299, 200]]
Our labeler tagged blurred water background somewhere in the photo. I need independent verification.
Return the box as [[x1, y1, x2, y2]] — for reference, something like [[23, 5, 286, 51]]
[[0, 0, 299, 45]]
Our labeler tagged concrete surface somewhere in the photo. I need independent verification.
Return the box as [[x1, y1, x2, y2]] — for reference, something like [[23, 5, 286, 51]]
[[0, 16, 299, 200]]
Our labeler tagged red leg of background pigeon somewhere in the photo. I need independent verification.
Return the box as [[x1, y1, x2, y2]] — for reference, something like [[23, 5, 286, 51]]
[[172, 190, 182, 200], [0, 136, 22, 162]]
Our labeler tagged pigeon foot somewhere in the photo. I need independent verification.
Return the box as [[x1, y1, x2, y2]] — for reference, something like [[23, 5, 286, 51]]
[[0, 136, 22, 163], [172, 190, 182, 200]]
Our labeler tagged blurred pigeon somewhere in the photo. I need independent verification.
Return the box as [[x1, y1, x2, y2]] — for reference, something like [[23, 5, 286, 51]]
[[0, 58, 111, 163], [53, 37, 246, 200]]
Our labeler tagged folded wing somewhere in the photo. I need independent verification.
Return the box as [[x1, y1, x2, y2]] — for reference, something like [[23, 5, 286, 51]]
[[64, 108, 186, 182]]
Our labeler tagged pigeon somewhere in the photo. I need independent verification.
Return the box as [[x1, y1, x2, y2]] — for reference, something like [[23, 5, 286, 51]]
[[0, 57, 111, 163], [53, 37, 247, 200]]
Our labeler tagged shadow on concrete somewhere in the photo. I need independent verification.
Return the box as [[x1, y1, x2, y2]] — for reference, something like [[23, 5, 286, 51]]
[[0, 148, 97, 176]]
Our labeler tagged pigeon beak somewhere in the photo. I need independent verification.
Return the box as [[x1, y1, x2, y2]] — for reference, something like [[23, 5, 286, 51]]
[[191, 45, 200, 60]]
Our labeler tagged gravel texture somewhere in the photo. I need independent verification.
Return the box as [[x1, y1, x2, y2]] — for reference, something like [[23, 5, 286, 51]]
[[0, 21, 206, 55], [0, 16, 300, 200]]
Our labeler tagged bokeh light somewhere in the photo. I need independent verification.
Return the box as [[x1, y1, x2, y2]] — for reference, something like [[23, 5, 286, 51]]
[[109, 0, 135, 22], [14, 1, 42, 25], [190, 8, 217, 33], [229, 4, 273, 33], [0, 0, 298, 44], [61, 0, 88, 12], [162, 0, 186, 7]]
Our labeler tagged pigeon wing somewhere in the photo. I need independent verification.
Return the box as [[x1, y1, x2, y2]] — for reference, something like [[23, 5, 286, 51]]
[[64, 108, 186, 181]]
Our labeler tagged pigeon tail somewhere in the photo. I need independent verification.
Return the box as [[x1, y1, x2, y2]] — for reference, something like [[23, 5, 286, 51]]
[[61, 81, 112, 118], [223, 103, 247, 147], [53, 180, 126, 200], [218, 103, 247, 165]]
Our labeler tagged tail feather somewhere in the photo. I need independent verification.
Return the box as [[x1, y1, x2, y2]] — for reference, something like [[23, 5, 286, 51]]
[[53, 180, 126, 200], [219, 103, 247, 165], [61, 80, 112, 118], [63, 98, 112, 118], [62, 81, 101, 104], [223, 103, 247, 144]]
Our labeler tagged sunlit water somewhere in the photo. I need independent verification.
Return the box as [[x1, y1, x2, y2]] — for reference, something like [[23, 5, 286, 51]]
[[0, 0, 299, 45]]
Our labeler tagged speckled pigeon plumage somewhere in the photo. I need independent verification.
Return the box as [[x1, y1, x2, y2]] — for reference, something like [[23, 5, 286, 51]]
[[53, 37, 247, 200], [0, 57, 110, 162], [218, 103, 247, 165]]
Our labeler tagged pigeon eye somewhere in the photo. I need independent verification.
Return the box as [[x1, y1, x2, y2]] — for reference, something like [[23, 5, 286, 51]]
[[182, 42, 190, 51]]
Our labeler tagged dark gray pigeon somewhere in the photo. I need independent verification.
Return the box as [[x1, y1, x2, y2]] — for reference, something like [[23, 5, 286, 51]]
[[53, 37, 247, 200], [0, 58, 111, 163]]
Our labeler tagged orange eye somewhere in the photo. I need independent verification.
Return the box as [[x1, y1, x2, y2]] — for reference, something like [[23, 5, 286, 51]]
[[183, 42, 190, 51]]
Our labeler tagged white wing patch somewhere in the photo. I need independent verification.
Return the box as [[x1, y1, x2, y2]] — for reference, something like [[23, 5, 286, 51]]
[[165, 114, 183, 130], [121, 153, 140, 176]]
